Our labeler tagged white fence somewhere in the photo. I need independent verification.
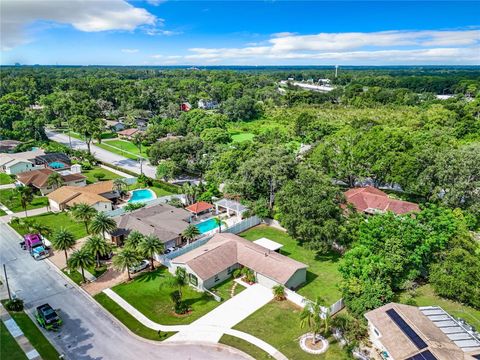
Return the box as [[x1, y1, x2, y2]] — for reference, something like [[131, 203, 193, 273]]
[[285, 288, 344, 316], [224, 215, 261, 234]]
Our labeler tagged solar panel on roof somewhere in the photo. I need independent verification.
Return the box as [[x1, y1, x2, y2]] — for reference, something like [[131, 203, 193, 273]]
[[386, 308, 428, 350], [405, 350, 437, 360]]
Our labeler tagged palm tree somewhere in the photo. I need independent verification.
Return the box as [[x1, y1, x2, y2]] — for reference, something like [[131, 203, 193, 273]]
[[90, 212, 116, 240], [273, 284, 286, 301], [70, 203, 97, 234], [124, 230, 144, 250], [51, 228, 76, 263], [300, 297, 328, 344], [113, 178, 127, 193], [46, 171, 64, 190], [182, 224, 200, 245], [139, 234, 164, 270], [181, 183, 197, 205], [212, 217, 227, 233], [30, 221, 52, 238], [68, 248, 95, 283], [15, 186, 33, 217], [84, 235, 111, 268], [112, 247, 141, 280], [163, 267, 188, 298]]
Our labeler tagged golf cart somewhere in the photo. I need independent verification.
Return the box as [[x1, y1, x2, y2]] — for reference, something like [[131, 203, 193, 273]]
[[35, 303, 62, 331]]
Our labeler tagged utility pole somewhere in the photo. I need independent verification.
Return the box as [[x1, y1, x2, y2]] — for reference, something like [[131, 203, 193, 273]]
[[3, 264, 11, 300]]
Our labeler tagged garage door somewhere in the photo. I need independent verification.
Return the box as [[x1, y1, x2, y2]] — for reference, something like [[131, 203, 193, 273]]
[[256, 273, 279, 288]]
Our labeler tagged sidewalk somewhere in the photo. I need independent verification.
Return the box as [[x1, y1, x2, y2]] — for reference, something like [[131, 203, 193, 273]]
[[0, 206, 51, 222], [0, 183, 16, 190]]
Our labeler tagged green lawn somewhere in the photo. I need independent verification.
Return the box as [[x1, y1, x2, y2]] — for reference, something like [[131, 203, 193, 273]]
[[240, 225, 342, 304], [0, 189, 48, 213], [220, 334, 273, 360], [0, 321, 27, 360], [82, 166, 121, 184], [210, 277, 245, 301], [230, 132, 255, 143], [94, 292, 175, 341], [10, 212, 88, 240], [399, 284, 480, 329], [111, 267, 234, 325], [0, 173, 14, 185], [233, 300, 350, 360], [103, 139, 149, 157], [5, 309, 60, 360]]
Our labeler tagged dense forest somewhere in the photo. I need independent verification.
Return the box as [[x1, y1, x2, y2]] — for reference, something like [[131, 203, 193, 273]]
[[1, 66, 479, 321]]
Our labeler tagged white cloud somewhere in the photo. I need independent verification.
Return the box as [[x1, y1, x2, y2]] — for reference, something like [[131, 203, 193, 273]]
[[1, 0, 157, 50], [146, 0, 166, 6], [121, 48, 139, 53], [146, 29, 182, 36]]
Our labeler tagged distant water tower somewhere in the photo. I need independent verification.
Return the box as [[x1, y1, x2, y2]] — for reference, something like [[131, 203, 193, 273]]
[[335, 65, 339, 78]]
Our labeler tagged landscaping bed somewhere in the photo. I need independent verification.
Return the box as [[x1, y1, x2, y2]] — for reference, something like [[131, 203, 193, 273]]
[[240, 225, 342, 304], [0, 189, 48, 213]]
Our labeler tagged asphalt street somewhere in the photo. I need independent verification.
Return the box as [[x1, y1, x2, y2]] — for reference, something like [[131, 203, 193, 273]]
[[0, 220, 251, 360]]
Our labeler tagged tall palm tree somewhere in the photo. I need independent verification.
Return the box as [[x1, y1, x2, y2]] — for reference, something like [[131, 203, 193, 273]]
[[124, 230, 144, 250], [113, 178, 127, 193], [300, 297, 327, 344], [16, 186, 33, 217], [139, 234, 164, 270], [51, 228, 76, 263], [70, 203, 97, 234], [46, 171, 64, 190], [181, 183, 197, 205], [113, 247, 141, 280], [90, 212, 116, 240], [30, 222, 52, 238], [182, 224, 200, 245], [84, 235, 111, 268], [212, 217, 227, 233], [67, 249, 95, 283]]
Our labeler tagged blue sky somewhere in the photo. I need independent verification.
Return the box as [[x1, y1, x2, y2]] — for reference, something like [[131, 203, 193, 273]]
[[1, 1, 479, 65]]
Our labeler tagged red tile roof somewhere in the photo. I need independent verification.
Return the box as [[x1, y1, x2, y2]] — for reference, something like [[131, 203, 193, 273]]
[[185, 201, 213, 214], [344, 187, 419, 215], [118, 128, 139, 137]]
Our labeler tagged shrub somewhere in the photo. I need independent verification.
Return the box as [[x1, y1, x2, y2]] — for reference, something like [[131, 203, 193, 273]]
[[93, 172, 106, 181], [124, 202, 145, 212], [81, 161, 93, 170], [5, 298, 24, 312], [273, 285, 286, 301]]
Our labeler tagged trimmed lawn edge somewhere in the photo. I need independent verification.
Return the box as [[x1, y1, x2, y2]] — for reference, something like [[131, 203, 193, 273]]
[[0, 320, 27, 360], [220, 334, 273, 360]]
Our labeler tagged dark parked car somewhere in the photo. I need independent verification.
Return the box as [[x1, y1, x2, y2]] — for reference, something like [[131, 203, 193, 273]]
[[35, 303, 62, 331]]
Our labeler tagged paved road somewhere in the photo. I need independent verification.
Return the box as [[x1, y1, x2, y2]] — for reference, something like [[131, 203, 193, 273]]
[[46, 130, 157, 178], [0, 220, 251, 360]]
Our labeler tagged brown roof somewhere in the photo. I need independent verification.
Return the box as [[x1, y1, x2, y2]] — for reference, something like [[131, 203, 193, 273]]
[[47, 180, 114, 206], [186, 201, 213, 214], [17, 168, 85, 188], [173, 233, 307, 284], [118, 128, 139, 136], [365, 303, 479, 360], [344, 187, 419, 215]]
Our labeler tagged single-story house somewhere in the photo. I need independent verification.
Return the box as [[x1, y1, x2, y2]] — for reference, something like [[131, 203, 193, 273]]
[[365, 303, 480, 360], [47, 180, 120, 212], [171, 233, 307, 291], [135, 118, 148, 131], [0, 149, 46, 175], [110, 204, 192, 247], [117, 128, 143, 140], [0, 140, 22, 153], [33, 153, 72, 170], [105, 120, 125, 132], [344, 187, 420, 215], [186, 201, 213, 216], [16, 168, 86, 195]]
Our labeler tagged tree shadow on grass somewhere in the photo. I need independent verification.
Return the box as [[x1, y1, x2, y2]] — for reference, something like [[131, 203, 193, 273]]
[[314, 251, 342, 263]]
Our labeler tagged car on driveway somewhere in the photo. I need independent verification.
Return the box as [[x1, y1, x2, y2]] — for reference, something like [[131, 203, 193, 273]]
[[129, 260, 149, 273], [35, 303, 62, 331]]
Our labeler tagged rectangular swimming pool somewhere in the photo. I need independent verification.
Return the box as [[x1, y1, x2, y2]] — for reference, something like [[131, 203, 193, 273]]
[[195, 218, 218, 234]]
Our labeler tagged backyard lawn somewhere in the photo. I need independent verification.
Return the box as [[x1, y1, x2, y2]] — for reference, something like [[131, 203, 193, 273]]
[[0, 173, 14, 185], [94, 292, 175, 340], [230, 132, 255, 143], [399, 284, 480, 330], [0, 321, 26, 360], [82, 166, 121, 184], [0, 189, 48, 213], [10, 212, 88, 240], [240, 225, 342, 304], [4, 307, 60, 360], [232, 300, 350, 360], [111, 267, 239, 325]]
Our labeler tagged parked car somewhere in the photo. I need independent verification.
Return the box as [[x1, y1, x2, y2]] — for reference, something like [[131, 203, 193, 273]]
[[129, 260, 149, 274], [35, 303, 62, 331]]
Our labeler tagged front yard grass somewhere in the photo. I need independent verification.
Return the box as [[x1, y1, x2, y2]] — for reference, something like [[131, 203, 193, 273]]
[[210, 277, 245, 301], [220, 334, 273, 360], [94, 292, 175, 341], [240, 225, 342, 304], [0, 173, 14, 185], [4, 306, 60, 360], [10, 212, 88, 240], [111, 267, 231, 325], [233, 300, 350, 360], [0, 320, 26, 360], [0, 189, 48, 213], [398, 284, 480, 329], [103, 139, 149, 157], [82, 166, 121, 184]]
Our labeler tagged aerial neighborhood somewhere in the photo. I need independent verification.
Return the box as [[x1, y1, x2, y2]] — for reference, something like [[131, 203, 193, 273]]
[[1, 2, 480, 358]]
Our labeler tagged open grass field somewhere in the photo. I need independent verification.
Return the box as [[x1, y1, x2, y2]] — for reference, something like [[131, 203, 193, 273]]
[[94, 292, 175, 340], [111, 267, 238, 325], [5, 309, 60, 360], [0, 189, 48, 213], [230, 132, 255, 143], [233, 300, 350, 360], [82, 166, 121, 184], [0, 173, 14, 185], [0, 320, 27, 360], [10, 212, 88, 240], [240, 225, 342, 304], [104, 139, 149, 157], [399, 284, 480, 330]]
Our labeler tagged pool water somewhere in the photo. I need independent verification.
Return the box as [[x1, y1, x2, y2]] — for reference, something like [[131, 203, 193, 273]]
[[196, 218, 219, 234], [128, 189, 156, 203], [49, 161, 66, 169]]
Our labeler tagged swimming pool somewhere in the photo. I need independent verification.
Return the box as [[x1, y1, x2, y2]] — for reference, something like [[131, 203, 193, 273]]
[[128, 189, 157, 203], [49, 161, 66, 169], [195, 218, 219, 234]]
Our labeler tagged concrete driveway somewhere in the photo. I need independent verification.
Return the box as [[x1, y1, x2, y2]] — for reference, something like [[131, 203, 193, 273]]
[[0, 220, 251, 360]]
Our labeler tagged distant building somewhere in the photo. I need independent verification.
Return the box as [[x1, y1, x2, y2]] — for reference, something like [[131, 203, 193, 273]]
[[0, 140, 22, 153], [134, 118, 148, 131], [0, 149, 46, 175], [344, 187, 419, 215], [198, 99, 218, 110], [16, 168, 86, 195], [117, 128, 143, 140], [180, 102, 192, 112], [105, 120, 125, 132]]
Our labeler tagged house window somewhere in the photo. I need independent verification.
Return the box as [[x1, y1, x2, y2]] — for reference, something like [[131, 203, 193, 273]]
[[374, 328, 380, 336], [189, 273, 198, 286], [214, 274, 219, 282]]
